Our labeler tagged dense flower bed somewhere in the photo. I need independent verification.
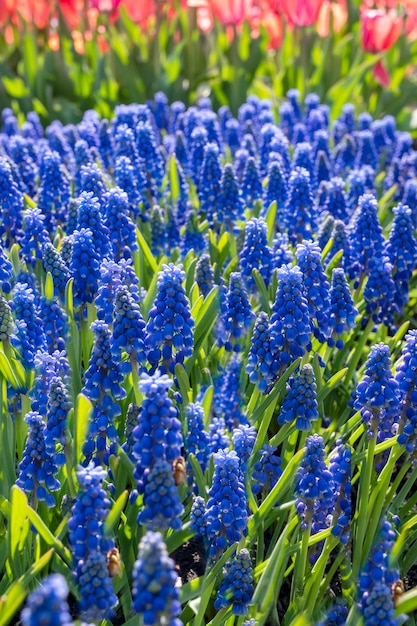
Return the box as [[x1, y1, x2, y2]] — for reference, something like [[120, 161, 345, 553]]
[[1, 92, 417, 625]]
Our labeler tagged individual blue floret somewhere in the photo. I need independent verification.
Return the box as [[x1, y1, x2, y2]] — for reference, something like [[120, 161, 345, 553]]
[[70, 228, 102, 307], [296, 240, 332, 343], [252, 444, 282, 496], [278, 364, 318, 430], [219, 272, 254, 353], [328, 268, 358, 348], [144, 263, 194, 373], [16, 411, 60, 507], [137, 457, 184, 531], [21, 574, 72, 626], [294, 434, 334, 531], [353, 343, 400, 439], [214, 549, 254, 615], [132, 531, 182, 626], [204, 449, 248, 560], [269, 264, 312, 367]]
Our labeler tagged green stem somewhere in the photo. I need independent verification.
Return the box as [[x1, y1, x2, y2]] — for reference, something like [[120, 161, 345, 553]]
[[344, 317, 373, 390], [362, 445, 404, 561], [352, 432, 376, 579], [304, 535, 338, 613], [291, 513, 312, 604]]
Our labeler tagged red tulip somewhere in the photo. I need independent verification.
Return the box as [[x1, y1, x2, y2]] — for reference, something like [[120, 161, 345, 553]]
[[206, 0, 252, 25], [279, 0, 325, 27], [360, 8, 403, 53]]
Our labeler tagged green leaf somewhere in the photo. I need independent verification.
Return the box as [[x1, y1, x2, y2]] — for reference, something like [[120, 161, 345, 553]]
[[317, 368, 348, 403], [0, 549, 54, 626], [169, 155, 180, 203], [395, 586, 417, 616], [136, 228, 157, 274], [2, 76, 29, 98], [8, 486, 30, 578], [25, 506, 72, 563], [73, 393, 92, 466], [104, 490, 128, 535], [174, 363, 191, 404]]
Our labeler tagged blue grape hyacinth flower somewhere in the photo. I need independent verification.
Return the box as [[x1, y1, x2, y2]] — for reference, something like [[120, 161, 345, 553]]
[[132, 531, 183, 626]]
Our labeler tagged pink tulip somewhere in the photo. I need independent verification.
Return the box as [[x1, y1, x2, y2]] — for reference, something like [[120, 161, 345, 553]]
[[316, 0, 348, 37], [280, 0, 325, 27], [360, 8, 402, 53], [206, 0, 252, 25]]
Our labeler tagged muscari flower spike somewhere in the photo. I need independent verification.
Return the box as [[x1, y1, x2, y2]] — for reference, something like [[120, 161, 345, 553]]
[[137, 457, 184, 531], [219, 272, 255, 353], [132, 371, 183, 493], [252, 444, 282, 496], [278, 364, 318, 431], [214, 549, 254, 616], [132, 531, 183, 626], [204, 449, 248, 561], [239, 217, 273, 290], [296, 240, 332, 343], [246, 312, 279, 393], [295, 434, 334, 531], [241, 156, 263, 209], [185, 401, 210, 478], [70, 228, 102, 308], [269, 263, 312, 367], [145, 263, 194, 374], [111, 284, 147, 374], [195, 253, 215, 297], [104, 187, 138, 260], [16, 411, 60, 507], [353, 343, 400, 439], [283, 166, 317, 243], [328, 267, 358, 348], [21, 574, 72, 626]]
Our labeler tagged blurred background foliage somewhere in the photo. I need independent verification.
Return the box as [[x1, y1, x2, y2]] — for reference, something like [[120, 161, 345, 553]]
[[0, 0, 417, 128]]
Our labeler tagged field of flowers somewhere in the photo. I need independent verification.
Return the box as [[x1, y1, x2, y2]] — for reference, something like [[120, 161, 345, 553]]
[[2, 2, 417, 626]]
